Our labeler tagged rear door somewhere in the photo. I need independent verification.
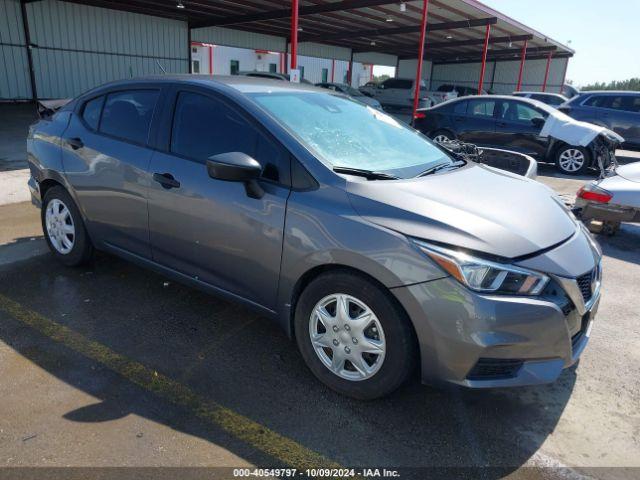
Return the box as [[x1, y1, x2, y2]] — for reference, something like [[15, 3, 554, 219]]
[[598, 95, 640, 145], [146, 86, 291, 310], [61, 86, 162, 258], [458, 98, 498, 145], [493, 99, 549, 158]]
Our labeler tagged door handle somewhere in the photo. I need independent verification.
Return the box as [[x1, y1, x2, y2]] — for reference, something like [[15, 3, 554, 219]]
[[153, 172, 181, 189], [497, 121, 508, 128], [65, 137, 84, 150]]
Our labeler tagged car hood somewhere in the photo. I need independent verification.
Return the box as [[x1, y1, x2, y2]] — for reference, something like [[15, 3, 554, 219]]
[[616, 161, 640, 183], [346, 163, 577, 259]]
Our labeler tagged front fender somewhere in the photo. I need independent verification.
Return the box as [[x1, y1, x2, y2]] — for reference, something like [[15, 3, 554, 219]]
[[276, 186, 446, 335]]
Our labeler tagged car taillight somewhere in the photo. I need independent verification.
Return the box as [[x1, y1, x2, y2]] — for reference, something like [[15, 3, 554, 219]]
[[414, 111, 426, 119], [577, 184, 612, 203]]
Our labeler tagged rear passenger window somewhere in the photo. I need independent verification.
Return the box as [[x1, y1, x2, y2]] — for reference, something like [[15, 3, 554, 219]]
[[616, 96, 640, 113], [82, 96, 104, 130], [100, 90, 159, 145], [583, 95, 609, 108], [170, 91, 287, 183], [628, 96, 640, 113], [468, 100, 495, 118]]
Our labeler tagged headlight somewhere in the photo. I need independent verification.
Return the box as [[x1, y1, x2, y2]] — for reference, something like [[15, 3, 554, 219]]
[[414, 240, 549, 296]]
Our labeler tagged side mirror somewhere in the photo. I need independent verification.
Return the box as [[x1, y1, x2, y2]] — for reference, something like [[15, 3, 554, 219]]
[[207, 152, 264, 199], [531, 117, 545, 128]]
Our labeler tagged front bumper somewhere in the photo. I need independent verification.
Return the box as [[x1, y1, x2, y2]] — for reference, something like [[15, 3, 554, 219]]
[[393, 271, 600, 388]]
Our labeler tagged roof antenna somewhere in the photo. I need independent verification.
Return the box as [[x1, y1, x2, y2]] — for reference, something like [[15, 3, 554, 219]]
[[155, 59, 167, 74]]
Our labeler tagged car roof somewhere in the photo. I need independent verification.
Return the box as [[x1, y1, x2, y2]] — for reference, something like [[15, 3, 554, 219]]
[[430, 94, 554, 112], [89, 74, 322, 95], [578, 90, 640, 95], [515, 91, 565, 96]]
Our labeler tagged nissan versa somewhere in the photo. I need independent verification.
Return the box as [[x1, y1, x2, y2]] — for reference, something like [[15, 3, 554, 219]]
[[27, 76, 602, 400]]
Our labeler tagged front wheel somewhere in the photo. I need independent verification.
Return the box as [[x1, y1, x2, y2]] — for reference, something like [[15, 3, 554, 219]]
[[556, 145, 591, 175], [294, 271, 416, 400]]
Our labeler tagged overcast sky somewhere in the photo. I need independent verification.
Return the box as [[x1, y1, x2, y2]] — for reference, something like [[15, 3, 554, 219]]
[[481, 0, 640, 86]]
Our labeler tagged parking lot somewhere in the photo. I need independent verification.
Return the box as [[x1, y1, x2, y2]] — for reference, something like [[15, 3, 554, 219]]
[[0, 103, 639, 479]]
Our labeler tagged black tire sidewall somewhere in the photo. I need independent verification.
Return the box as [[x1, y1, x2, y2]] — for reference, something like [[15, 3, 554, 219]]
[[294, 272, 416, 400], [432, 130, 454, 142], [41, 186, 93, 266], [556, 145, 590, 175]]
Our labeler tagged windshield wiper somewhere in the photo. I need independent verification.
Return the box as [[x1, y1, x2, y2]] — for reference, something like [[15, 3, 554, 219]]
[[417, 160, 466, 177], [332, 166, 399, 180]]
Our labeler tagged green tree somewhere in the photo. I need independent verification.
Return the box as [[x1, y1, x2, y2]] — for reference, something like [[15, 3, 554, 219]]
[[580, 78, 640, 91], [372, 74, 390, 84]]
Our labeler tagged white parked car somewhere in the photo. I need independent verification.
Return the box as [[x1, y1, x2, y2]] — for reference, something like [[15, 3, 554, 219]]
[[315, 82, 383, 110], [365, 77, 432, 111], [575, 162, 640, 235]]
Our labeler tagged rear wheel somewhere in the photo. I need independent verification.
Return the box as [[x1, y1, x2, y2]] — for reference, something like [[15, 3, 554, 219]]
[[431, 130, 455, 144], [294, 271, 416, 400], [556, 145, 590, 175], [42, 186, 93, 266]]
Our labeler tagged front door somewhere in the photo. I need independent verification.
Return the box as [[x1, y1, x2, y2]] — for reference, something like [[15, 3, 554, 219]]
[[61, 88, 161, 258], [147, 88, 291, 311], [493, 99, 549, 158]]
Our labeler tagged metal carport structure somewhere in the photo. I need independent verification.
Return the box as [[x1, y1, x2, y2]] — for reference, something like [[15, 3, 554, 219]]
[[2, 0, 574, 118]]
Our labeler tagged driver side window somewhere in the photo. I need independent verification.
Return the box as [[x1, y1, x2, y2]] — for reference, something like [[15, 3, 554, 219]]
[[170, 91, 288, 184], [499, 101, 546, 123]]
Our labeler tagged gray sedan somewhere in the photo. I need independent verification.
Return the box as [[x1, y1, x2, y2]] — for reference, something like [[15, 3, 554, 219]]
[[27, 76, 601, 399]]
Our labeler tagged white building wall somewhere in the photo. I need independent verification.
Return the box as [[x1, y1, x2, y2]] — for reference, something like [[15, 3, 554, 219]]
[[427, 57, 568, 94], [289, 56, 369, 86], [189, 43, 371, 87], [397, 59, 434, 83]]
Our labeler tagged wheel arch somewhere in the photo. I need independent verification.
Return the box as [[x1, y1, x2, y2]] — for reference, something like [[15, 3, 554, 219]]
[[553, 141, 593, 166], [287, 264, 418, 352]]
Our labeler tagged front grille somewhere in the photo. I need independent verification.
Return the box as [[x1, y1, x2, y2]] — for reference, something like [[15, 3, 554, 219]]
[[466, 358, 524, 381], [576, 269, 595, 303]]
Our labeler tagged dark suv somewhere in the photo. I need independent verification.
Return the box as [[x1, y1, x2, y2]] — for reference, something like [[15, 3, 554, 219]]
[[560, 91, 640, 150]]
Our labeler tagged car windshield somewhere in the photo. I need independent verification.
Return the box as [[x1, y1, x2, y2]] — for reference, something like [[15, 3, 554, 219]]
[[250, 91, 452, 179]]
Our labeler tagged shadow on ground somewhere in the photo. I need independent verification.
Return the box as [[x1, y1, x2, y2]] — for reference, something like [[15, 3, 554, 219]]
[[0, 246, 578, 477], [596, 223, 640, 265]]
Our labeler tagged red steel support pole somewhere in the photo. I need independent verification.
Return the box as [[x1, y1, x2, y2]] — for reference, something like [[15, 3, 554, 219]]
[[516, 39, 528, 92], [209, 45, 214, 75], [411, 0, 430, 123], [542, 51, 553, 92], [477, 24, 491, 94], [331, 58, 335, 82], [290, 0, 299, 71]]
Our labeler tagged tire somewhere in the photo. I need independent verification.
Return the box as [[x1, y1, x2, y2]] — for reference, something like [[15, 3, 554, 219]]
[[294, 271, 416, 400], [41, 186, 94, 266], [431, 130, 455, 144], [555, 145, 591, 175]]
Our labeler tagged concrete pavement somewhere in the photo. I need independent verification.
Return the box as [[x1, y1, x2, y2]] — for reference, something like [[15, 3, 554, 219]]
[[0, 190, 639, 478]]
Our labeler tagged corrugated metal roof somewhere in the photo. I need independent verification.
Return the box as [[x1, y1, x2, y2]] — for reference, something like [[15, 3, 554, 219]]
[[61, 0, 574, 62]]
